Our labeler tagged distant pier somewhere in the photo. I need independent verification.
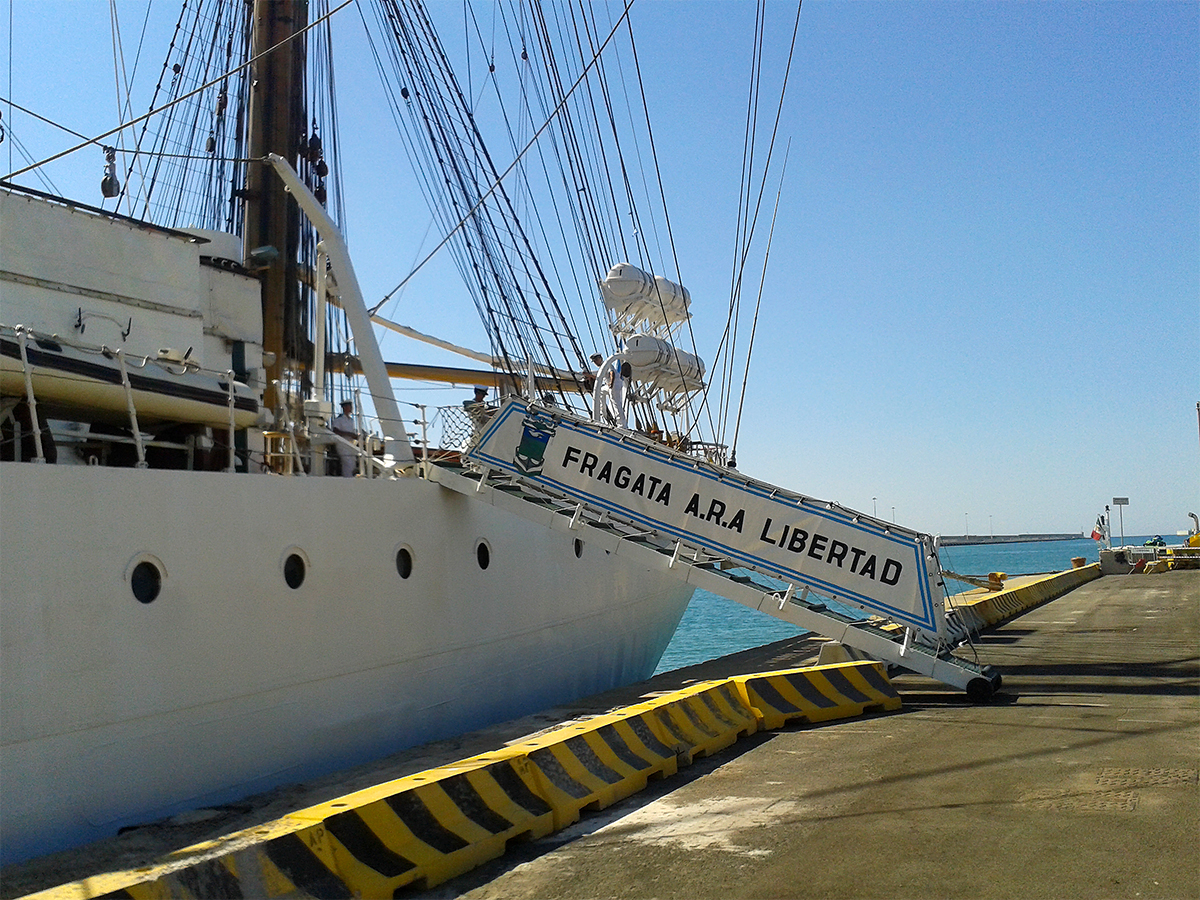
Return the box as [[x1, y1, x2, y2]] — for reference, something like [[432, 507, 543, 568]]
[[938, 532, 1083, 546]]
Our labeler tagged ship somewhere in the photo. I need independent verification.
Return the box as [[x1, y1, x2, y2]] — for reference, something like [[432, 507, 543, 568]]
[[0, 0, 745, 864], [2, 0, 1024, 870]]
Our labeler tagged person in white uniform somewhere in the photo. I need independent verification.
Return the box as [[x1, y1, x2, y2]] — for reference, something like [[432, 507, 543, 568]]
[[331, 400, 358, 477]]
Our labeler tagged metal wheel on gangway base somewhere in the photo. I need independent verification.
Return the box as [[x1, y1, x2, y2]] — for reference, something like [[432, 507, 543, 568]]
[[966, 669, 1003, 703]]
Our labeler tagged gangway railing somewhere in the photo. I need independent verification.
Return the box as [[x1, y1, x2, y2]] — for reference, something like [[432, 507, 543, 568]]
[[428, 398, 1001, 700]]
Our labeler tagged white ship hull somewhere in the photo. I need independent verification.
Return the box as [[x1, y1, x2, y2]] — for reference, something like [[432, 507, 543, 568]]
[[0, 463, 692, 863]]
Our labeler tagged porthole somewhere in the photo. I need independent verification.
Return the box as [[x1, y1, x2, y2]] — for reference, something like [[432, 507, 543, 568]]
[[396, 546, 413, 579], [280, 547, 310, 590], [284, 553, 306, 589], [125, 554, 166, 605], [573, 538, 584, 559], [130, 560, 163, 604], [475, 540, 491, 570], [279, 547, 312, 588]]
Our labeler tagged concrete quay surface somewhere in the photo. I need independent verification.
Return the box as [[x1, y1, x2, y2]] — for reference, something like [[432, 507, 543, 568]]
[[415, 571, 1199, 900]]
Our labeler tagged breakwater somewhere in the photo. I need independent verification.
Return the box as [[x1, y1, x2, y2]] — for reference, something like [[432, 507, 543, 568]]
[[939, 532, 1082, 546]]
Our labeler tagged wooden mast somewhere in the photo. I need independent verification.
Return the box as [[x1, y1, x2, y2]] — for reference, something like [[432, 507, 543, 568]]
[[244, 0, 306, 413]]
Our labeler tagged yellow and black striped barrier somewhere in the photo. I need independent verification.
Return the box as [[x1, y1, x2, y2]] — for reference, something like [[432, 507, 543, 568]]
[[733, 661, 901, 730], [949, 564, 1101, 632], [514, 678, 757, 831], [28, 661, 897, 900], [56, 747, 560, 899]]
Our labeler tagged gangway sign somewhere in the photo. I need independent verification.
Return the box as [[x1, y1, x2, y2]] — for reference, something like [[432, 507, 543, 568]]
[[466, 400, 946, 637]]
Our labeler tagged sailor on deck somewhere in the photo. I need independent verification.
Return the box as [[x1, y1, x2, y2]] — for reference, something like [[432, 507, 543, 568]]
[[331, 400, 358, 477], [464, 386, 494, 425], [591, 354, 631, 428]]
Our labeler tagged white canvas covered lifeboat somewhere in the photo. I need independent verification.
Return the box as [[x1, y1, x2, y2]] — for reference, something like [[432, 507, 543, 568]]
[[599, 262, 691, 331], [622, 333, 705, 394], [0, 327, 262, 429]]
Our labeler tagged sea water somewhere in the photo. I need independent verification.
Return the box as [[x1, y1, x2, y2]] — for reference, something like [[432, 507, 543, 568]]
[[654, 535, 1158, 674]]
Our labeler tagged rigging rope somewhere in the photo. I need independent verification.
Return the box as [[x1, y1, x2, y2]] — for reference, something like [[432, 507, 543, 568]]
[[5, 0, 797, 446], [728, 0, 803, 440], [367, 0, 644, 407], [692, 0, 802, 453], [0, 120, 59, 194], [730, 140, 789, 465], [0, 97, 90, 140], [719, 0, 767, 449], [620, 12, 712, 440], [2, 0, 353, 183]]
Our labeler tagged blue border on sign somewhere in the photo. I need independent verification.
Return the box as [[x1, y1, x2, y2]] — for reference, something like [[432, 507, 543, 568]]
[[467, 402, 939, 632]]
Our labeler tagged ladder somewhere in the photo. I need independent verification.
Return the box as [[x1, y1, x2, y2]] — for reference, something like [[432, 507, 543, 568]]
[[429, 400, 1000, 701]]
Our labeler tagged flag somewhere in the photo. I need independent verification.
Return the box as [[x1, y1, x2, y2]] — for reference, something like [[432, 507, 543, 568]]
[[1091, 515, 1106, 542]]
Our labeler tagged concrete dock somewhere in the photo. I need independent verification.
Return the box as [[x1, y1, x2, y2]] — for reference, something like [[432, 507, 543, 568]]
[[418, 571, 1199, 900], [3, 571, 1196, 899]]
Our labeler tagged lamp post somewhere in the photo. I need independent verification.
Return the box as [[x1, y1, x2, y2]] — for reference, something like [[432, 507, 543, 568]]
[[989, 515, 993, 538], [892, 506, 895, 523], [965, 512, 969, 537], [873, 497, 877, 517]]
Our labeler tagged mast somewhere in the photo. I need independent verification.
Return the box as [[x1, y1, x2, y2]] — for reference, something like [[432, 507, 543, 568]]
[[244, 0, 307, 413]]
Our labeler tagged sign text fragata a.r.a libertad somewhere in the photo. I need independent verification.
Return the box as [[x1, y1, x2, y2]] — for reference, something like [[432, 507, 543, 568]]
[[558, 444, 904, 586]]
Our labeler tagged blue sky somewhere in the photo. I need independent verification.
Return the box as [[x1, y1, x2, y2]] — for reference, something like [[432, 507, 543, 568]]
[[4, 1, 1197, 537]]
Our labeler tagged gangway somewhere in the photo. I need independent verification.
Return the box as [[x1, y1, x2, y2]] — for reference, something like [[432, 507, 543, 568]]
[[429, 399, 1001, 701]]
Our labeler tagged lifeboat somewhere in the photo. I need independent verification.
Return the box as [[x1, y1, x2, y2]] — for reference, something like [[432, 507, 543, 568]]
[[623, 333, 705, 393], [0, 330, 262, 429], [599, 263, 691, 329]]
